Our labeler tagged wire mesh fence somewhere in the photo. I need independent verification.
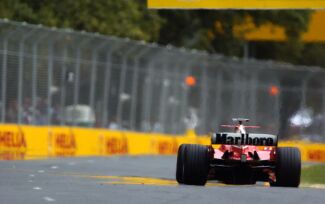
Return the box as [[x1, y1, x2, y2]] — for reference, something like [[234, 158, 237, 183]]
[[0, 19, 324, 141]]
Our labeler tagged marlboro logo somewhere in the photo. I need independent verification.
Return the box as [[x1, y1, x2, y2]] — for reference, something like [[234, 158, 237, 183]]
[[213, 133, 276, 146]]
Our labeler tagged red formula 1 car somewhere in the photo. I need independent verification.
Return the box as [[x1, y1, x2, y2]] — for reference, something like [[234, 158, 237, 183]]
[[176, 118, 301, 187]]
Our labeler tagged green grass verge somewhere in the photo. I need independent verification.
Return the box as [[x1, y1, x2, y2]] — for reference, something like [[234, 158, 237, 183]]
[[301, 164, 325, 184]]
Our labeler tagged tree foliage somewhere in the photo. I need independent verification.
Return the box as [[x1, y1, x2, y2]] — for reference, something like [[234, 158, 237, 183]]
[[158, 10, 312, 57], [0, 0, 162, 41], [0, 0, 321, 67]]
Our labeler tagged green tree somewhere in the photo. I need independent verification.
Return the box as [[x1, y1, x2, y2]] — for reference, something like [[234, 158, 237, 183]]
[[0, 1, 318, 67], [0, 0, 162, 42], [299, 43, 325, 67], [0, 0, 35, 21], [158, 10, 312, 58]]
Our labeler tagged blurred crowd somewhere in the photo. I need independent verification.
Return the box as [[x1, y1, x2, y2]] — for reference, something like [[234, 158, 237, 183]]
[[5, 98, 61, 125]]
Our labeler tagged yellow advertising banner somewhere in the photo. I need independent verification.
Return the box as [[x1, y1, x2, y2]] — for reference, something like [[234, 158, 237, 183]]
[[148, 0, 325, 9], [1, 124, 325, 162]]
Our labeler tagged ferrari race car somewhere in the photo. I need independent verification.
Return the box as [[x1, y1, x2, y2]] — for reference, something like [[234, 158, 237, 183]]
[[176, 118, 301, 187]]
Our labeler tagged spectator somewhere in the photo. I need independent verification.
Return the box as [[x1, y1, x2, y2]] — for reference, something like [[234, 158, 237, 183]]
[[108, 117, 120, 130], [6, 100, 18, 123]]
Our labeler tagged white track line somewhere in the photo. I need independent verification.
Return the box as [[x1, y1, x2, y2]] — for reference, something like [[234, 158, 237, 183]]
[[302, 184, 325, 189], [43, 197, 55, 202]]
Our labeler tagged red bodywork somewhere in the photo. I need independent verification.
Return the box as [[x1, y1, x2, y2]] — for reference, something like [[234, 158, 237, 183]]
[[208, 120, 277, 183], [214, 122, 276, 162], [214, 145, 276, 161]]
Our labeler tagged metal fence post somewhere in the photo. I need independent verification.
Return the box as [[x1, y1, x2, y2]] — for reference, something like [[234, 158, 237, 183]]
[[239, 66, 248, 116], [141, 51, 162, 132], [89, 39, 110, 121], [46, 31, 69, 125], [129, 46, 151, 130], [231, 69, 240, 116], [17, 28, 37, 124], [73, 35, 95, 125], [74, 44, 81, 110], [59, 45, 68, 126], [198, 54, 209, 134], [323, 83, 325, 136], [170, 51, 190, 134], [179, 57, 194, 133], [214, 57, 223, 129], [157, 54, 171, 133], [275, 83, 281, 133], [1, 37, 8, 123], [249, 72, 258, 123], [0, 27, 20, 123], [116, 44, 139, 128], [31, 31, 48, 124], [101, 42, 122, 127], [46, 37, 54, 125], [299, 72, 314, 136], [199, 65, 208, 133]]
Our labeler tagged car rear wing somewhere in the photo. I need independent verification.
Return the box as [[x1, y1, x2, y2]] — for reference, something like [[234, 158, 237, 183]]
[[232, 118, 249, 122], [211, 132, 278, 146]]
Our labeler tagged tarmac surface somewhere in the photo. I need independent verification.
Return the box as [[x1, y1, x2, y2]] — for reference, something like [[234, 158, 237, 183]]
[[0, 156, 324, 204]]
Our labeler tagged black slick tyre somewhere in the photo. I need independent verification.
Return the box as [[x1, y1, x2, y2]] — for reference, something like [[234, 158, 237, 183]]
[[270, 147, 301, 187], [182, 144, 209, 186], [176, 144, 186, 184]]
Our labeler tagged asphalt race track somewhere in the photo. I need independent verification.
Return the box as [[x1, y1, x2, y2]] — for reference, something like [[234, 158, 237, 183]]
[[0, 156, 324, 204]]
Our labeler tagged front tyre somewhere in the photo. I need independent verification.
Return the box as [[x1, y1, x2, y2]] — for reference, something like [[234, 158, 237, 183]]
[[270, 147, 301, 187]]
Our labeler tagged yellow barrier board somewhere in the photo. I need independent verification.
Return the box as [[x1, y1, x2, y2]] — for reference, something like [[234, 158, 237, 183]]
[[48, 126, 76, 157], [280, 140, 325, 162], [0, 124, 27, 160], [1, 125, 325, 162], [21, 125, 48, 159], [101, 130, 128, 155], [148, 0, 325, 9]]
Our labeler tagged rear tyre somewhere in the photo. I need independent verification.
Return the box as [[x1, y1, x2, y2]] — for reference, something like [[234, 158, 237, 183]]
[[176, 144, 186, 184], [270, 147, 301, 187], [182, 144, 209, 186]]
